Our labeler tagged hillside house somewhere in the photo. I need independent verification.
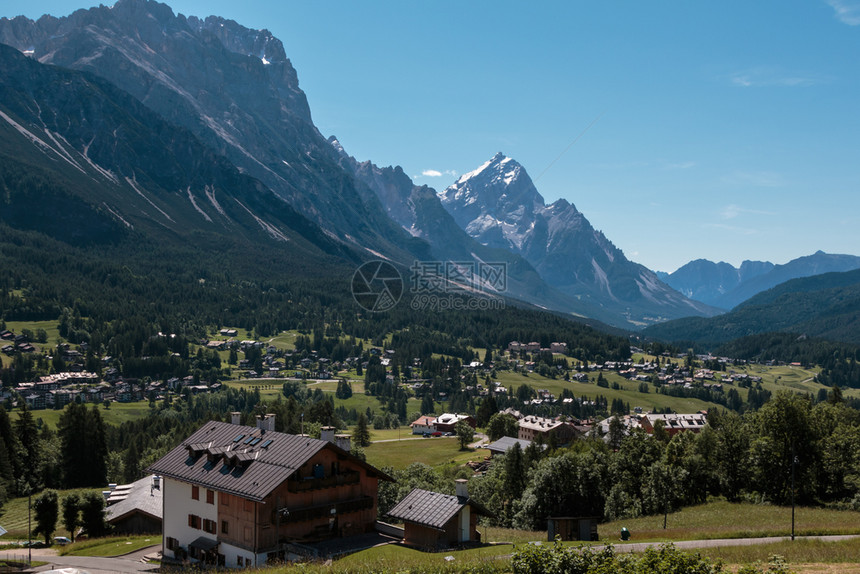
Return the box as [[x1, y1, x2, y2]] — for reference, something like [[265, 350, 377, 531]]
[[386, 480, 489, 550], [148, 414, 392, 568], [517, 415, 576, 444], [410, 415, 436, 435], [434, 413, 476, 433], [640, 413, 708, 436]]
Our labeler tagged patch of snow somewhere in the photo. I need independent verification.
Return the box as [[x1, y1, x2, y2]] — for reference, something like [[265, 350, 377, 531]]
[[234, 199, 290, 242], [186, 187, 212, 222], [261, 57, 270, 65], [81, 137, 119, 183], [204, 185, 227, 218], [591, 259, 615, 300], [0, 110, 86, 173], [364, 248, 391, 261], [124, 176, 175, 223], [102, 203, 132, 229]]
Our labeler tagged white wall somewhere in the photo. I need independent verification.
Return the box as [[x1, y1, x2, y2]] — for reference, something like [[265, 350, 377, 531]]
[[162, 477, 219, 560]]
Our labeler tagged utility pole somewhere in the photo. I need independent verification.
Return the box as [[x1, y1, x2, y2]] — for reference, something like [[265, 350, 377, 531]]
[[27, 487, 31, 566], [791, 443, 796, 541]]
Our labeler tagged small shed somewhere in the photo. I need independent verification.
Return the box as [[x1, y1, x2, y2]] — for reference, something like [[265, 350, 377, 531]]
[[387, 480, 490, 550], [547, 516, 600, 542]]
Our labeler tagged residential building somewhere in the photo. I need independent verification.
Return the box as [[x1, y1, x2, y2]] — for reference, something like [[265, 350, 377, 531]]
[[433, 413, 476, 434], [639, 413, 708, 436], [386, 480, 489, 550], [148, 414, 392, 568], [517, 415, 576, 444], [409, 415, 436, 435]]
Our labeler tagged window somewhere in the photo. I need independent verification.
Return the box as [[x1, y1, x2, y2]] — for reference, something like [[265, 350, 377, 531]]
[[203, 519, 217, 534], [191, 485, 199, 500], [243, 498, 253, 513], [221, 520, 229, 535], [166, 537, 179, 551], [206, 489, 215, 504], [237, 556, 243, 566], [188, 514, 201, 529], [221, 492, 229, 506]]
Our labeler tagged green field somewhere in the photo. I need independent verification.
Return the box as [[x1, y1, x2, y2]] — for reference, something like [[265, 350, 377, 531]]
[[21, 401, 154, 430], [58, 534, 157, 556], [363, 436, 486, 469], [597, 500, 860, 542]]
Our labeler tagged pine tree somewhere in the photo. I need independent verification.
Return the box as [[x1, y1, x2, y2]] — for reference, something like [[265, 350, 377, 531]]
[[354, 413, 371, 447], [62, 494, 81, 542]]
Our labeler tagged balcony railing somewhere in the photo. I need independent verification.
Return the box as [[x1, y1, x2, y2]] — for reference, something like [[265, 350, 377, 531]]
[[287, 470, 360, 492]]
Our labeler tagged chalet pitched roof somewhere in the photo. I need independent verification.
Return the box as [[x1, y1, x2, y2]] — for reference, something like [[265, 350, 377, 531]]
[[105, 475, 163, 524], [387, 488, 490, 531], [486, 436, 544, 455], [147, 420, 391, 502]]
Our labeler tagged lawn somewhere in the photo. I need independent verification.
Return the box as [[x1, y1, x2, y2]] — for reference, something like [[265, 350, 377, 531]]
[[597, 500, 860, 542], [363, 436, 487, 469], [58, 534, 158, 557], [21, 401, 154, 430]]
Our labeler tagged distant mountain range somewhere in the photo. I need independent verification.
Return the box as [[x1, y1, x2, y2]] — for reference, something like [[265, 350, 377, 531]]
[[660, 252, 860, 310], [643, 268, 860, 346]]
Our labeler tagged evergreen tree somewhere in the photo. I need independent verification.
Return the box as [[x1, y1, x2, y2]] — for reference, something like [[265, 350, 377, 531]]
[[15, 404, 41, 489], [62, 493, 81, 542], [354, 413, 371, 447], [420, 394, 434, 415], [33, 489, 59, 544], [79, 491, 109, 537], [123, 442, 141, 483]]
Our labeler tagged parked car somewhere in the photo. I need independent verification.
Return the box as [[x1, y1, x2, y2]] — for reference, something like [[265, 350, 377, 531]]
[[431, 431, 442, 437], [53, 536, 72, 546]]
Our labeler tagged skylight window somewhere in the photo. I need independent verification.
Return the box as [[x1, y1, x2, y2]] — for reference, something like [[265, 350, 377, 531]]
[[244, 436, 256, 444], [233, 434, 245, 442], [261, 439, 273, 449], [250, 437, 262, 446]]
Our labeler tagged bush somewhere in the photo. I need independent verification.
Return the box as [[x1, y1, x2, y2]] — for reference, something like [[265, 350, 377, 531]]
[[512, 541, 726, 574]]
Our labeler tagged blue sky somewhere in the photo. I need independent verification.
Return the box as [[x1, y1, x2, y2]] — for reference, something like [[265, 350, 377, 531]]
[[5, 1, 860, 272]]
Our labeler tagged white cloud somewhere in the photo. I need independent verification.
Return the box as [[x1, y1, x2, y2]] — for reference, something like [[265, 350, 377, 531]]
[[729, 68, 819, 88], [719, 204, 776, 220], [825, 0, 860, 25], [722, 170, 785, 188], [418, 169, 458, 179]]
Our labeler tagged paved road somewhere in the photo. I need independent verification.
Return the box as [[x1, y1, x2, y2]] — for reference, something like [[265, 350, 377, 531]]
[[0, 545, 161, 574]]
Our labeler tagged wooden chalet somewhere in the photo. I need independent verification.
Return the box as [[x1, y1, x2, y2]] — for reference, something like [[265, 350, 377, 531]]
[[386, 480, 489, 550], [148, 414, 392, 568]]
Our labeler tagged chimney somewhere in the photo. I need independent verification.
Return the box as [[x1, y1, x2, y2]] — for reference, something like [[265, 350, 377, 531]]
[[320, 426, 336, 443], [335, 434, 351, 452], [256, 413, 276, 432], [231, 412, 242, 425], [455, 478, 468, 499]]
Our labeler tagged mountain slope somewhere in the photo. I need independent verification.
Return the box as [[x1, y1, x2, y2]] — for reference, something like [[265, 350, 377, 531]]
[[0, 42, 354, 268], [328, 140, 622, 321], [712, 251, 860, 310], [0, 0, 425, 263], [438, 153, 719, 327], [642, 268, 860, 346], [661, 259, 775, 308]]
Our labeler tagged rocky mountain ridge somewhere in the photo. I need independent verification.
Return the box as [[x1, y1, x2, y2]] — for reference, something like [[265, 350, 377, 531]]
[[438, 153, 719, 326]]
